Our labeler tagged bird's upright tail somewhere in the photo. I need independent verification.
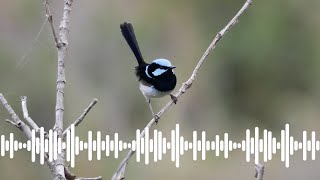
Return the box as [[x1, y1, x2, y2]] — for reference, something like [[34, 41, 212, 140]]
[[120, 22, 145, 65]]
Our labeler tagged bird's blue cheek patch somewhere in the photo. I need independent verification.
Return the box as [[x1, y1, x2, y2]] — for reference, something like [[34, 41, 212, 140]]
[[152, 68, 167, 77]]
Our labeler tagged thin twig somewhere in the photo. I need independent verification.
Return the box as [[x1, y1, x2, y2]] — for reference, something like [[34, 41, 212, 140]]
[[0, 93, 33, 139], [111, 0, 253, 179], [63, 98, 98, 137], [21, 96, 40, 131], [65, 166, 103, 180], [45, 0, 59, 47], [255, 164, 265, 180], [75, 177, 103, 180], [21, 96, 48, 138], [5, 119, 20, 129]]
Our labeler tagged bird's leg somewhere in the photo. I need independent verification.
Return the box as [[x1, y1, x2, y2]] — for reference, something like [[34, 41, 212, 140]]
[[170, 93, 177, 104], [144, 96, 160, 123]]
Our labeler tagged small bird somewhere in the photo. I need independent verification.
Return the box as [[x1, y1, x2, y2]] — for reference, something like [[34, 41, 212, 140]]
[[120, 22, 177, 122]]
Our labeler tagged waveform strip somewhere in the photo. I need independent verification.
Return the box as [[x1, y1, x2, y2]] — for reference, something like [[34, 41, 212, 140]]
[[0, 124, 319, 168]]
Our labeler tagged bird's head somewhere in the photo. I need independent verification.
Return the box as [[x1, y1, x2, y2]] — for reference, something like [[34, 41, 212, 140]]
[[146, 59, 176, 78]]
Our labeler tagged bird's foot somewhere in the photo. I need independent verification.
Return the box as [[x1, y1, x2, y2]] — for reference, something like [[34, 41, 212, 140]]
[[170, 94, 178, 104], [153, 114, 160, 124]]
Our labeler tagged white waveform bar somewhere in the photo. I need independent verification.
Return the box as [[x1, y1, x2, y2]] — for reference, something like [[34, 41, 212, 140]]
[[0, 124, 319, 168]]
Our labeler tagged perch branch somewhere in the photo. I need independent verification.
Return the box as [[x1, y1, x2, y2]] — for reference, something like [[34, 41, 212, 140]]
[[111, 0, 253, 179], [255, 164, 265, 180], [63, 98, 98, 137]]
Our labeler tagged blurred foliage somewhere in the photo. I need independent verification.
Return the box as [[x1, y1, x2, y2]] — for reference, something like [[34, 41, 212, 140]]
[[0, 0, 320, 179]]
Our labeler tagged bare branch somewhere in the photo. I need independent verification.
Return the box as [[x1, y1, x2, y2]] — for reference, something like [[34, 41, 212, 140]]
[[63, 98, 98, 136], [0, 93, 58, 176], [0, 93, 33, 139], [45, 1, 100, 179], [50, 0, 74, 179], [45, 0, 59, 46], [46, 1, 100, 179], [111, 0, 253, 179], [5, 119, 20, 128], [21, 96, 40, 131], [3, 0, 100, 179], [65, 166, 102, 180], [255, 164, 265, 180], [75, 177, 103, 180], [54, 0, 74, 132]]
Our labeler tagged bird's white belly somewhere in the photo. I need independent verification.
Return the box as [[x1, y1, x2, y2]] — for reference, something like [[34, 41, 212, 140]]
[[139, 82, 171, 98]]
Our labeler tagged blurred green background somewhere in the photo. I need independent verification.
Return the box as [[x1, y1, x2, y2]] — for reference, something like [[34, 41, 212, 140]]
[[1, 0, 320, 179]]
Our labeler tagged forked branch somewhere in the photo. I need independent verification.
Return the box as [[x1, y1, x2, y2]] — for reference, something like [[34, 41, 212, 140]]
[[0, 93, 58, 176], [1, 0, 101, 179], [21, 96, 40, 131]]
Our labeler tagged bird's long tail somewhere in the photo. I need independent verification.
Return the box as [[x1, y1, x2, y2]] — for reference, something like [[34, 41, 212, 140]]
[[120, 22, 145, 65]]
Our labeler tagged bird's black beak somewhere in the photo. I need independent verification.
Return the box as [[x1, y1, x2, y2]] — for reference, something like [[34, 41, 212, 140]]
[[170, 66, 176, 69]]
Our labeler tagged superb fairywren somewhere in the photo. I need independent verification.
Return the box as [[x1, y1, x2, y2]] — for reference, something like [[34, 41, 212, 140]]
[[120, 22, 177, 122]]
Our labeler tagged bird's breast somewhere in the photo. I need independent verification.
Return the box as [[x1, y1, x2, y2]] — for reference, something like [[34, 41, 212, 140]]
[[139, 81, 172, 98]]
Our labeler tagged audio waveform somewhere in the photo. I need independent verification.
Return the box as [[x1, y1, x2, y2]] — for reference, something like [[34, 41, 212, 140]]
[[0, 124, 318, 168]]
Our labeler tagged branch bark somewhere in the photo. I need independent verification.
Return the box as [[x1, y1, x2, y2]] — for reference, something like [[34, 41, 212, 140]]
[[111, 0, 253, 179], [49, 0, 74, 179], [0, 94, 58, 176], [75, 177, 103, 180], [46, 1, 101, 179], [255, 164, 265, 180], [0, 94, 33, 139], [63, 98, 98, 137], [65, 167, 103, 180], [21, 96, 40, 131], [45, 1, 59, 46], [1, 1, 101, 179]]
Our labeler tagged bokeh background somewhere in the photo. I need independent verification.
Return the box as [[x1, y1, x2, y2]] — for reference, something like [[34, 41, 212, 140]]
[[1, 0, 320, 179]]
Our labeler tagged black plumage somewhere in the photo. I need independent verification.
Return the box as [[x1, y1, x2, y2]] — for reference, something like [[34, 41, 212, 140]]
[[120, 22, 176, 93], [120, 22, 145, 65]]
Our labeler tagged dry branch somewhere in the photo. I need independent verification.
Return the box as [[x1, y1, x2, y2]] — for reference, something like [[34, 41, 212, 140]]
[[75, 177, 103, 180], [45, 0, 101, 179], [45, 0, 59, 47], [21, 96, 40, 131], [47, 0, 74, 179], [63, 98, 98, 137], [65, 167, 103, 180], [111, 0, 253, 179], [255, 164, 265, 180], [0, 93, 33, 139], [0, 93, 58, 176], [1, 0, 102, 179]]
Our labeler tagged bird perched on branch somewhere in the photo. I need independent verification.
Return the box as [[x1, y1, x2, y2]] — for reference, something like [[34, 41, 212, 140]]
[[120, 22, 177, 122]]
